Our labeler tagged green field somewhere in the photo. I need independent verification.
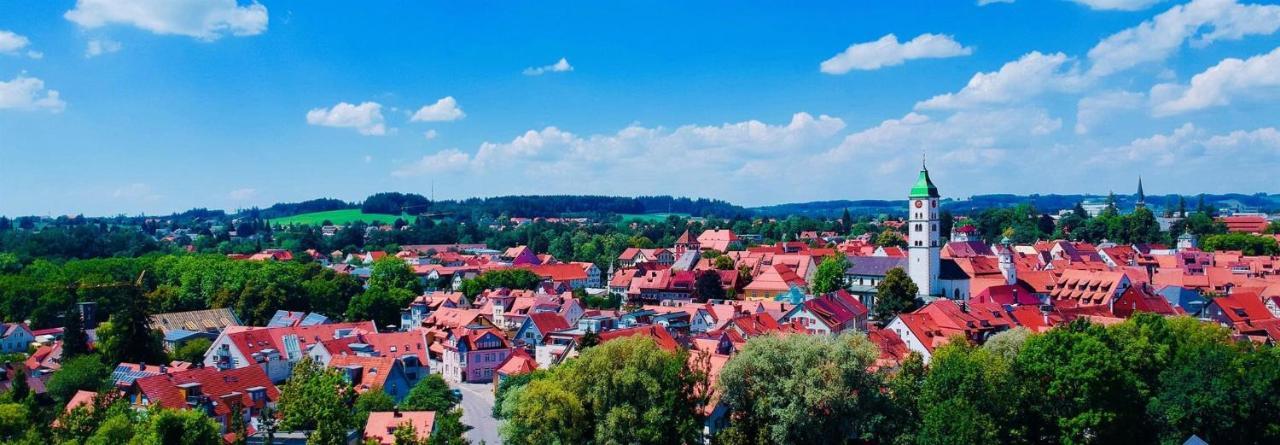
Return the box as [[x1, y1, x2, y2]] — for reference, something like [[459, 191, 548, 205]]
[[617, 213, 691, 222], [270, 209, 416, 226]]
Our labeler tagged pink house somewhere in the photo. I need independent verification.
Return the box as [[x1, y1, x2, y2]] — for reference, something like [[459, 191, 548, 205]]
[[440, 327, 513, 383]]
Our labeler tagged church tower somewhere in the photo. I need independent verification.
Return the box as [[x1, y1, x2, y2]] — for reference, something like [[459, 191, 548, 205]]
[[998, 236, 1016, 286], [908, 161, 941, 297], [1135, 177, 1146, 210]]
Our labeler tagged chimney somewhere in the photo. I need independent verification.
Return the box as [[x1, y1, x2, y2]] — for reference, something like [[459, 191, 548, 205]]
[[393, 408, 402, 418]]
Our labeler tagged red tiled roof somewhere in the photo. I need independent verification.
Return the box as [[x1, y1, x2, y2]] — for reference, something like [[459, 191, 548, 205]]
[[495, 349, 537, 377], [364, 411, 435, 445], [598, 325, 679, 350], [328, 355, 399, 394], [521, 264, 588, 282], [133, 366, 278, 417], [526, 312, 570, 336], [225, 322, 375, 360]]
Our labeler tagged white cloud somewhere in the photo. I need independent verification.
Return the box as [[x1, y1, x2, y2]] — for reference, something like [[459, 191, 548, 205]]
[[410, 96, 465, 122], [228, 188, 256, 200], [1086, 0, 1280, 77], [64, 0, 268, 40], [306, 101, 386, 135], [820, 33, 973, 74], [1150, 45, 1280, 115], [523, 58, 573, 76], [1093, 122, 1280, 166], [824, 108, 1060, 163], [392, 149, 473, 177], [0, 74, 65, 112], [1070, 0, 1164, 10], [392, 112, 845, 196], [977, 0, 1015, 5], [1104, 122, 1203, 165], [1205, 126, 1280, 150], [916, 51, 1086, 110], [0, 30, 30, 55], [423, 129, 438, 140], [26, 51, 42, 59], [1075, 90, 1144, 134], [86, 39, 122, 57]]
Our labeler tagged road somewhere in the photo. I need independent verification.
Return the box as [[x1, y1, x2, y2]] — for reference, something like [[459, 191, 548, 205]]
[[451, 380, 502, 445]]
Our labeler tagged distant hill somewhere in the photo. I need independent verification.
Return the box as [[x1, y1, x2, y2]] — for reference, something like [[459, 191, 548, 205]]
[[268, 209, 413, 226], [753, 193, 1280, 218]]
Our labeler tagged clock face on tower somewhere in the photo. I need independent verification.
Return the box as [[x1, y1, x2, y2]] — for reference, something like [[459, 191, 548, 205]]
[[914, 200, 923, 209]]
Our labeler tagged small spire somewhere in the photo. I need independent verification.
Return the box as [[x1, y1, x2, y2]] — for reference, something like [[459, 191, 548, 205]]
[[921, 151, 927, 170]]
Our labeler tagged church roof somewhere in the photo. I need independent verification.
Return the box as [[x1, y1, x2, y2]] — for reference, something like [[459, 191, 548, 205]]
[[909, 167, 940, 198]]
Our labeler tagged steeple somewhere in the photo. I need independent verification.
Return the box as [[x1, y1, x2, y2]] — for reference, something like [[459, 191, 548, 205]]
[[910, 161, 940, 199], [1135, 177, 1146, 209]]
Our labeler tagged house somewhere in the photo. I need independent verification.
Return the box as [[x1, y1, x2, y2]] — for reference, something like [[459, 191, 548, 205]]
[[1204, 292, 1275, 327], [779, 290, 869, 334], [886, 300, 1014, 363], [0, 323, 33, 354], [364, 411, 436, 445], [111, 361, 194, 388], [149, 308, 242, 350], [512, 312, 571, 347], [329, 355, 421, 401], [1111, 285, 1181, 318], [502, 246, 541, 266], [845, 256, 909, 287], [742, 264, 807, 300], [971, 283, 1042, 306], [129, 366, 279, 435], [522, 263, 592, 289], [1157, 285, 1209, 316], [1047, 269, 1132, 308], [204, 321, 374, 383], [697, 230, 741, 252], [1220, 215, 1269, 234], [440, 327, 513, 383], [493, 349, 538, 389]]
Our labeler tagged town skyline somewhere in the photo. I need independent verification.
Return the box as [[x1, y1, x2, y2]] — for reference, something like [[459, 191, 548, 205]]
[[6, 0, 1280, 215]]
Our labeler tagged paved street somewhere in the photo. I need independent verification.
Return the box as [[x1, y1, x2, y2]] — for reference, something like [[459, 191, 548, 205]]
[[451, 380, 502, 444]]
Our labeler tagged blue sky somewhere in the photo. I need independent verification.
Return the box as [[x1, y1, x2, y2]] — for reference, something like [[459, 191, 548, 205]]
[[3, 0, 1280, 216]]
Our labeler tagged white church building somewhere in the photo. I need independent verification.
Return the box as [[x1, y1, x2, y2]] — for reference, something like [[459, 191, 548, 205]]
[[907, 163, 941, 297]]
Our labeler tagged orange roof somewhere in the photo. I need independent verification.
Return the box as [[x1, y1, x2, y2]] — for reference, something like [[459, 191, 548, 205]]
[[495, 349, 537, 376], [364, 411, 435, 445], [328, 355, 400, 394]]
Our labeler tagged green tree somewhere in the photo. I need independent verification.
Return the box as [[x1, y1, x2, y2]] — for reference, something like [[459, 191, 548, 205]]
[[346, 287, 416, 328], [694, 271, 726, 301], [501, 336, 706, 445], [8, 368, 28, 401], [401, 374, 457, 412], [173, 338, 212, 364], [873, 267, 917, 322], [0, 402, 28, 441], [131, 408, 222, 445], [875, 230, 906, 248], [95, 317, 167, 367], [353, 388, 396, 429], [277, 358, 355, 444], [811, 255, 851, 294], [367, 257, 423, 294], [716, 333, 884, 444], [1201, 233, 1280, 256], [392, 422, 428, 445], [713, 255, 735, 271], [61, 304, 90, 358], [46, 354, 110, 404], [427, 408, 471, 445]]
